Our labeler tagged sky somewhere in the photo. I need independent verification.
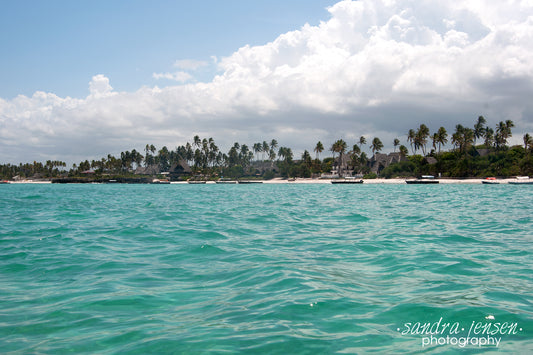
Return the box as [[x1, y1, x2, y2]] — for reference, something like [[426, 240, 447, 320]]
[[1, 0, 533, 165]]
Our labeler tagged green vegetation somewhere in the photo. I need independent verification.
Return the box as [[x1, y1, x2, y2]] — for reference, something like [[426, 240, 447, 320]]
[[1, 116, 532, 181]]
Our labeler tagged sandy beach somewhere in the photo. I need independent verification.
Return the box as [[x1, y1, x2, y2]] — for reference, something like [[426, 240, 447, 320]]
[[174, 177, 522, 184], [4, 177, 528, 185]]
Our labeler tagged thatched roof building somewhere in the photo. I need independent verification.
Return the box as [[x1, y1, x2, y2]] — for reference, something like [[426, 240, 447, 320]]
[[134, 159, 192, 177], [370, 152, 407, 174]]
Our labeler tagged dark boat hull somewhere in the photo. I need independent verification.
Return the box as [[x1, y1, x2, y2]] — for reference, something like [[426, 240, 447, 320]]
[[405, 180, 439, 184], [331, 180, 363, 184]]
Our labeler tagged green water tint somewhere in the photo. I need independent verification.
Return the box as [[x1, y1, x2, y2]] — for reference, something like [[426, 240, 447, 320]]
[[1, 184, 532, 353]]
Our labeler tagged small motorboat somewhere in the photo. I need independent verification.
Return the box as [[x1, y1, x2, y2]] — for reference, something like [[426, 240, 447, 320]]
[[482, 177, 499, 184], [152, 179, 171, 184], [508, 176, 533, 185], [406, 175, 439, 184], [331, 178, 363, 184]]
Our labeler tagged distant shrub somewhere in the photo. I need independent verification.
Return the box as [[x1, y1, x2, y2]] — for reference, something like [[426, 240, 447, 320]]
[[363, 172, 378, 179], [263, 170, 275, 180]]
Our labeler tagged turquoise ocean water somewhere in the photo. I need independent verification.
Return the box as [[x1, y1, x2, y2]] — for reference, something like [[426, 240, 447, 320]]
[[1, 183, 532, 354]]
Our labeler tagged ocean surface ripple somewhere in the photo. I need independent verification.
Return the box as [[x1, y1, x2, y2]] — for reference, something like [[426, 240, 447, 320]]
[[1, 184, 532, 354]]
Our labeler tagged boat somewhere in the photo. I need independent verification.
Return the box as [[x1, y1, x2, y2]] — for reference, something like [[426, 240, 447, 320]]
[[482, 177, 499, 185], [238, 180, 263, 184], [406, 175, 439, 184], [152, 179, 170, 184], [216, 180, 237, 184], [0, 180, 10, 184], [188, 180, 206, 184], [508, 176, 533, 185], [331, 178, 363, 184]]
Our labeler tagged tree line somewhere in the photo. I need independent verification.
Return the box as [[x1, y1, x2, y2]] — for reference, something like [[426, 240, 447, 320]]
[[1, 116, 532, 180]]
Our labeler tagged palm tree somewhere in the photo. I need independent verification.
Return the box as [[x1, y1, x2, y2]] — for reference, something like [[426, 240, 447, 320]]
[[452, 125, 465, 152], [474, 116, 486, 145], [436, 127, 448, 153], [337, 139, 347, 176], [240, 144, 251, 170], [359, 152, 369, 174], [285, 148, 293, 163], [416, 124, 430, 156], [330, 139, 347, 175], [262, 141, 269, 161], [144, 144, 151, 167], [452, 124, 474, 153], [484, 127, 494, 148], [314, 141, 324, 160], [359, 136, 367, 151], [253, 143, 262, 161], [524, 133, 533, 152], [193, 135, 201, 149], [330, 140, 346, 175], [209, 139, 219, 167], [463, 128, 474, 152], [370, 137, 383, 156], [350, 144, 361, 170], [407, 129, 416, 154], [268, 149, 276, 163], [330, 141, 338, 161], [278, 147, 287, 161], [399, 145, 408, 158], [269, 148, 276, 169], [432, 133, 439, 153], [393, 138, 400, 152], [302, 150, 312, 168], [505, 120, 515, 133], [185, 142, 193, 165], [495, 120, 513, 148], [278, 147, 292, 163], [270, 139, 278, 152], [338, 140, 347, 155]]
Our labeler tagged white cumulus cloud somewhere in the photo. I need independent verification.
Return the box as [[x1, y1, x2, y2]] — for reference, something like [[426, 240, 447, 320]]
[[1, 0, 533, 164], [89, 74, 114, 97]]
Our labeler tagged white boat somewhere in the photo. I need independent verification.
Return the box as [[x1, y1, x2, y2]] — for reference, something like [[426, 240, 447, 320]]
[[509, 176, 533, 185]]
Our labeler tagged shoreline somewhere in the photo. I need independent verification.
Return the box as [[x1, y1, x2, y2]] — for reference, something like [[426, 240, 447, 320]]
[[3, 177, 529, 185]]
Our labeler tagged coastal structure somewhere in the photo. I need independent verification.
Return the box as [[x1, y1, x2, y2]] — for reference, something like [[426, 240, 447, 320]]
[[134, 159, 191, 179], [331, 154, 352, 177], [330, 152, 408, 177], [369, 152, 407, 175]]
